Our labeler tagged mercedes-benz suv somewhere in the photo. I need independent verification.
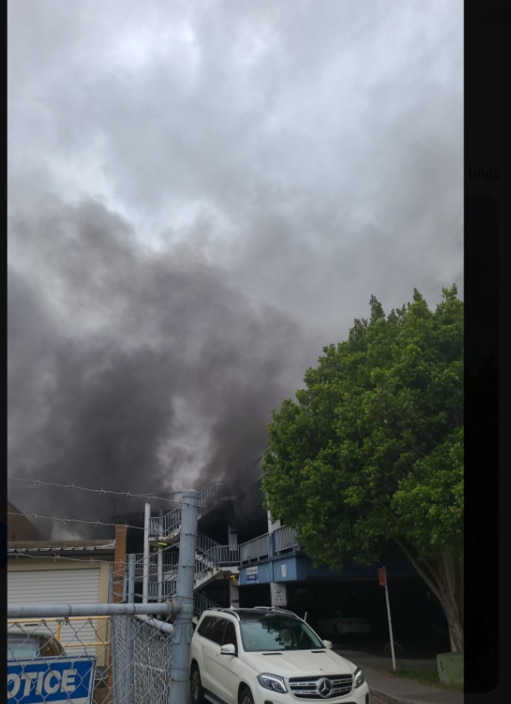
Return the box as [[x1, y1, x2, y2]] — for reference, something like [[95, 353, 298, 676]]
[[189, 606, 370, 704]]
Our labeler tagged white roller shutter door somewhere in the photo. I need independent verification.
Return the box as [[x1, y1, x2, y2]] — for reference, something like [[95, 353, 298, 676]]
[[8, 568, 101, 604], [8, 568, 105, 656]]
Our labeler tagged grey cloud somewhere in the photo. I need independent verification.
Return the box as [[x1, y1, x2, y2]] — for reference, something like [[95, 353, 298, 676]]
[[9, 0, 462, 231], [8, 0, 463, 536]]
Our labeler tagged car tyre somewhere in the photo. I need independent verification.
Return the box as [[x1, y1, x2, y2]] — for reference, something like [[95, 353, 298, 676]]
[[239, 686, 255, 704], [190, 664, 205, 704]]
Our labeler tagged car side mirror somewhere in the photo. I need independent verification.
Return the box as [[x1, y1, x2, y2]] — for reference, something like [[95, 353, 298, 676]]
[[220, 643, 236, 655], [322, 640, 333, 649]]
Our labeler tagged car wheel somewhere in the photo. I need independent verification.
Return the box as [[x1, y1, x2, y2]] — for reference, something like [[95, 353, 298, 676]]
[[190, 664, 205, 704], [239, 686, 255, 704]]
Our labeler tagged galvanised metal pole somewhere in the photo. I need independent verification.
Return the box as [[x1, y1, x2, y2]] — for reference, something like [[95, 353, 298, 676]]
[[169, 489, 199, 704], [384, 580, 397, 670], [125, 554, 136, 704], [379, 566, 396, 670], [128, 553, 136, 604], [7, 603, 173, 618], [143, 502, 151, 602], [158, 510, 164, 601]]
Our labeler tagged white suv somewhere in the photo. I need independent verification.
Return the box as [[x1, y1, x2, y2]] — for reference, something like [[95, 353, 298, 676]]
[[189, 606, 370, 704]]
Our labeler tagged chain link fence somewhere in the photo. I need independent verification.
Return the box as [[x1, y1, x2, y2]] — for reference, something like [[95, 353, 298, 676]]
[[8, 491, 200, 704], [110, 614, 173, 704], [7, 605, 178, 704]]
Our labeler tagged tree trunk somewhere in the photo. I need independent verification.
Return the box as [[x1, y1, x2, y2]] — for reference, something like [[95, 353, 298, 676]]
[[396, 542, 464, 652], [436, 588, 464, 652]]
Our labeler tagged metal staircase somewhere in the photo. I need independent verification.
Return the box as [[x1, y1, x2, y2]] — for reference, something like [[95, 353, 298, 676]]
[[132, 482, 239, 609], [128, 482, 301, 615], [148, 481, 229, 544]]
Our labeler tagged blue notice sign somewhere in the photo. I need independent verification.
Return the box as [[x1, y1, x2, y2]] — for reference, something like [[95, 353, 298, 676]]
[[7, 657, 96, 704]]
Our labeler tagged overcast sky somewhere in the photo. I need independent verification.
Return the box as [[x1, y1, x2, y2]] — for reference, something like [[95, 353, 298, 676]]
[[8, 0, 463, 537]]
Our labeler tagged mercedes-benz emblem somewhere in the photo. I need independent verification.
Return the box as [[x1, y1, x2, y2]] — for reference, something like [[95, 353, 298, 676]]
[[316, 677, 333, 698]]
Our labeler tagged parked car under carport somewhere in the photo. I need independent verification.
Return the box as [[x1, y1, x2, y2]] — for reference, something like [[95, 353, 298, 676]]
[[314, 609, 372, 637]]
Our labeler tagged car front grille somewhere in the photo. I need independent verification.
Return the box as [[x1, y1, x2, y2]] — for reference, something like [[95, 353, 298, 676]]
[[288, 674, 353, 698]]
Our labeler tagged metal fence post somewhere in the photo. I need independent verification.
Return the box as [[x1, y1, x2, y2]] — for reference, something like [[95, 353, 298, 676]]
[[170, 489, 199, 704], [125, 553, 136, 704]]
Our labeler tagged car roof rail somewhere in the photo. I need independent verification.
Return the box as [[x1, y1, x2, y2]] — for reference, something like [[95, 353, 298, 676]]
[[204, 606, 301, 621], [203, 607, 242, 620], [252, 606, 300, 618]]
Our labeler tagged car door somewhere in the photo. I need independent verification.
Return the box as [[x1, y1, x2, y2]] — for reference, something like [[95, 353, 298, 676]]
[[208, 620, 241, 704], [199, 617, 225, 695]]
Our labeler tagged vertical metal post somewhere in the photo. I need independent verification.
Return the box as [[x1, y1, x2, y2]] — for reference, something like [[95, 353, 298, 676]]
[[122, 569, 127, 602], [169, 490, 199, 704], [143, 503, 151, 603], [108, 564, 114, 602], [379, 566, 396, 670], [384, 582, 397, 670], [158, 510, 164, 600], [268, 511, 277, 606], [128, 554, 135, 602], [125, 554, 135, 704]]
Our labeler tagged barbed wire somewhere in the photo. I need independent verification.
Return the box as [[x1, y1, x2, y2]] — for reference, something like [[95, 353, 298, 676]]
[[7, 549, 216, 575], [6, 551, 174, 567], [7, 552, 118, 565], [7, 504, 206, 531], [7, 511, 145, 531], [8, 476, 181, 504], [7, 454, 269, 539], [8, 450, 268, 503]]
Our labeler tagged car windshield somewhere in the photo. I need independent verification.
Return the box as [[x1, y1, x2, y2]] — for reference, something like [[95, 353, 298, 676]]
[[7, 635, 40, 659], [240, 617, 324, 652], [7, 633, 64, 659]]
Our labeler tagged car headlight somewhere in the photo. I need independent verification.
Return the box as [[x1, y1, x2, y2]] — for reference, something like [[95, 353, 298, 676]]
[[257, 673, 288, 693], [353, 667, 365, 688]]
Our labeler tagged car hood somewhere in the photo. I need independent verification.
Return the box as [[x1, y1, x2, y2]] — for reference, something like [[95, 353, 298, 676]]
[[242, 649, 357, 677]]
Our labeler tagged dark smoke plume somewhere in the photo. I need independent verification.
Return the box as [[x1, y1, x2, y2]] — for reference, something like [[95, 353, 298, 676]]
[[8, 199, 313, 538]]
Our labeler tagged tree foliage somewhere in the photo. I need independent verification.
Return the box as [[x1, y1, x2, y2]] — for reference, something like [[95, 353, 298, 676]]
[[262, 285, 464, 651]]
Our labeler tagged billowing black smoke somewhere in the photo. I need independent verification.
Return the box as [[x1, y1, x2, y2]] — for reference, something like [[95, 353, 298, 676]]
[[8, 199, 313, 539]]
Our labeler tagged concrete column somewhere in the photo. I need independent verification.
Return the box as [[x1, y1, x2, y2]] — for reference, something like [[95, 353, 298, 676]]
[[228, 525, 238, 555], [228, 525, 240, 608], [267, 512, 287, 607], [229, 576, 240, 608], [270, 581, 288, 607]]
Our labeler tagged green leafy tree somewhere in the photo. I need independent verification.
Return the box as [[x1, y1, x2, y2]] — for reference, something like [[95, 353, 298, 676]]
[[263, 286, 463, 652]]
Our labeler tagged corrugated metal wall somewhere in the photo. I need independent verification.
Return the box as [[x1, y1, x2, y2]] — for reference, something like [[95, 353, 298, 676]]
[[8, 567, 102, 603], [8, 567, 108, 660]]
